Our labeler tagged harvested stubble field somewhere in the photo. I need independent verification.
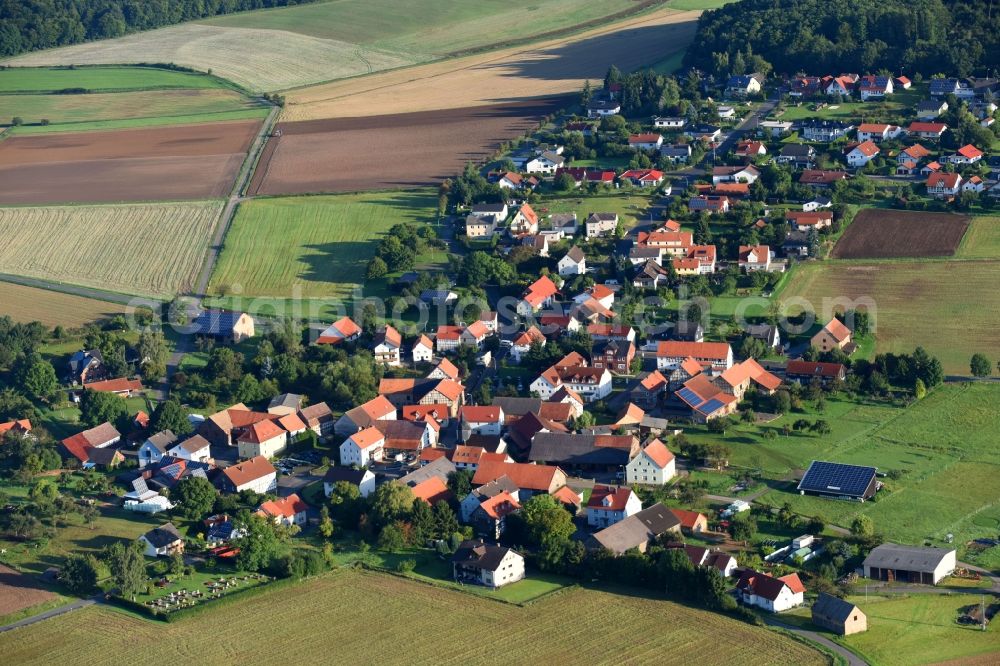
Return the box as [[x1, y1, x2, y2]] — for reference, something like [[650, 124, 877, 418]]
[[778, 259, 1000, 375], [0, 565, 57, 617], [250, 100, 567, 195], [0, 201, 223, 297], [0, 120, 260, 204], [0, 283, 123, 327], [0, 569, 825, 665], [285, 8, 700, 120], [3, 1, 671, 93], [832, 209, 971, 259]]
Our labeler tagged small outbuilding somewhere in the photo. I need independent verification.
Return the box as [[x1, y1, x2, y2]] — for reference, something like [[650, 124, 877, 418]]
[[811, 593, 867, 635]]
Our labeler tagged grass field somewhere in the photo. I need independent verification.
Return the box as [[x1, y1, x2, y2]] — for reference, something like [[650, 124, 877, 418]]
[[0, 202, 222, 297], [209, 191, 443, 299], [776, 259, 1000, 375], [0, 569, 826, 665], [0, 89, 262, 130], [0, 282, 124, 327], [3, 0, 664, 93], [831, 595, 998, 666], [539, 193, 656, 230], [0, 66, 228, 92], [957, 217, 1000, 259], [736, 382, 1000, 547]]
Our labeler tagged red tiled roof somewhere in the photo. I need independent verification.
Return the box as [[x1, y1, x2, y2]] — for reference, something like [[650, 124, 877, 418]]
[[258, 493, 308, 519], [780, 573, 806, 594], [642, 439, 675, 468], [669, 508, 706, 529], [349, 426, 385, 451], [0, 419, 32, 436], [222, 455, 277, 487], [522, 275, 559, 307], [587, 485, 635, 512], [550, 485, 582, 506], [786, 360, 845, 378], [628, 133, 662, 144], [639, 370, 668, 391], [786, 211, 833, 226], [460, 406, 502, 423], [851, 140, 880, 157], [317, 317, 361, 343], [239, 419, 285, 444], [436, 325, 463, 341], [83, 377, 143, 393], [908, 122, 947, 133], [956, 144, 983, 160], [277, 413, 307, 433], [657, 341, 730, 360], [822, 318, 852, 342], [479, 491, 521, 519], [419, 447, 450, 463], [410, 476, 452, 505], [472, 461, 563, 492]]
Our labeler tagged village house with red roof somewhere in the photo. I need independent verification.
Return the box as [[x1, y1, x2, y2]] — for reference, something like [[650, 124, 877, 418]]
[[257, 493, 309, 527], [587, 485, 643, 528], [625, 438, 676, 485]]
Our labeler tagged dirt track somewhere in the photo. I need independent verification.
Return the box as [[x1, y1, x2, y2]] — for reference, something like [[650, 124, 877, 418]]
[[0, 120, 260, 204], [250, 99, 569, 195], [284, 8, 700, 120], [832, 209, 971, 259]]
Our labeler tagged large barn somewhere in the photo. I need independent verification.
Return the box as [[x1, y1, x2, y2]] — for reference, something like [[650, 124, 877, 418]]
[[863, 543, 956, 585], [797, 460, 878, 501]]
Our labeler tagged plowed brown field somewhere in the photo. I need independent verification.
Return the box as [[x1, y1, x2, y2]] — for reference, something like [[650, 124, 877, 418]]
[[249, 100, 567, 195], [0, 565, 57, 617], [0, 119, 261, 204], [832, 209, 971, 259]]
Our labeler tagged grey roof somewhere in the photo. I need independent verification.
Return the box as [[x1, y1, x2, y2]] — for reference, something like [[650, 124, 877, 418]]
[[142, 522, 182, 548], [660, 144, 692, 157], [565, 246, 585, 263], [863, 543, 954, 572], [86, 448, 121, 465], [917, 99, 945, 111], [780, 144, 815, 157], [451, 539, 517, 571], [589, 503, 680, 554], [587, 212, 618, 223], [539, 150, 565, 165], [528, 433, 637, 467], [491, 397, 543, 419], [268, 393, 302, 410], [812, 593, 860, 623], [324, 466, 370, 486], [472, 475, 519, 500], [144, 430, 178, 453], [194, 310, 245, 335], [398, 456, 456, 487], [630, 246, 662, 259], [472, 203, 507, 214], [175, 434, 211, 453], [550, 213, 578, 228], [587, 99, 620, 111]]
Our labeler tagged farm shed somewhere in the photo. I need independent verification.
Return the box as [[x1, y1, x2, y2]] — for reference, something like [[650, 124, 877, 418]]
[[863, 544, 956, 585], [812, 594, 866, 635], [797, 461, 878, 501]]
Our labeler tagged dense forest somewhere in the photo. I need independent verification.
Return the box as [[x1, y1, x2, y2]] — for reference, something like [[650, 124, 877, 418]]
[[0, 0, 319, 57], [685, 0, 1000, 78]]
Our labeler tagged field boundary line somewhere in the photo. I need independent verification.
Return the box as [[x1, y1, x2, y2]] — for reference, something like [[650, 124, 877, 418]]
[[0, 273, 156, 305]]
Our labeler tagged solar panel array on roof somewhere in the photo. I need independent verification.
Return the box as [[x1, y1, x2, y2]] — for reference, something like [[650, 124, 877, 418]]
[[797, 461, 877, 498], [699, 399, 724, 414], [677, 387, 700, 405]]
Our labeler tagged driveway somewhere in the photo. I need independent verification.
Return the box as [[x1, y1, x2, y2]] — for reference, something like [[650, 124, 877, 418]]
[[764, 616, 868, 666]]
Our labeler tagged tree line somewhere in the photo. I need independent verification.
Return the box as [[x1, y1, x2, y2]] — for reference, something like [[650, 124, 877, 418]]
[[685, 0, 999, 79], [0, 1, 320, 57]]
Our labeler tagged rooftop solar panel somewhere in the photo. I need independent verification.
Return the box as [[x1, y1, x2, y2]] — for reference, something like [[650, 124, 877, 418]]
[[797, 460, 877, 498], [676, 387, 702, 406], [699, 399, 724, 414]]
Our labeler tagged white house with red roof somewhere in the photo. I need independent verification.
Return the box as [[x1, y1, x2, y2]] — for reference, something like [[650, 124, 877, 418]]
[[509, 203, 540, 236], [907, 121, 948, 140], [786, 210, 833, 231], [256, 493, 309, 527], [517, 275, 559, 316], [373, 325, 402, 366], [656, 341, 733, 371], [846, 140, 880, 167], [435, 325, 464, 353], [460, 320, 491, 349], [510, 325, 546, 363], [316, 317, 362, 345], [339, 426, 386, 467], [412, 334, 434, 364], [237, 419, 288, 460], [736, 570, 806, 612], [738, 244, 771, 272], [619, 168, 665, 188], [811, 318, 854, 353], [218, 456, 277, 494], [459, 406, 504, 440], [625, 439, 676, 485], [963, 176, 985, 193], [926, 171, 963, 199], [856, 123, 901, 143], [628, 133, 664, 150], [949, 144, 983, 165], [587, 485, 642, 528]]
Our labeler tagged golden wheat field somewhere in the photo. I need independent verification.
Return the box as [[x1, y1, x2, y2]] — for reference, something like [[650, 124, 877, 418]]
[[0, 570, 824, 665], [0, 283, 123, 327], [0, 201, 222, 297]]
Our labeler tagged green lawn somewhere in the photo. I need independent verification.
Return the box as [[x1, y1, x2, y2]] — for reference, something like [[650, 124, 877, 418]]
[[0, 66, 228, 93], [200, 0, 646, 56], [835, 594, 1000, 666], [537, 193, 657, 231], [776, 259, 1000, 375], [743, 383, 1000, 547], [209, 191, 444, 300], [0, 89, 264, 130], [957, 216, 1000, 259]]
